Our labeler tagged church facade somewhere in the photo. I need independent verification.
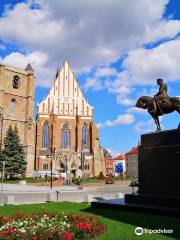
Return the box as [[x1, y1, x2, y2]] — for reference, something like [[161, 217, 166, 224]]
[[0, 63, 35, 176], [0, 61, 105, 177], [35, 61, 105, 177]]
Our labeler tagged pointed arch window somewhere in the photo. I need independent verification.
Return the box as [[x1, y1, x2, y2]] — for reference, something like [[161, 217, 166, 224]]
[[42, 121, 50, 148], [61, 123, 70, 148], [10, 98, 16, 113], [82, 123, 88, 149]]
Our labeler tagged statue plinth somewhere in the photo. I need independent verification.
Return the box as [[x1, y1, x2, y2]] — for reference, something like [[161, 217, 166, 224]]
[[139, 129, 180, 197], [126, 129, 180, 208], [91, 129, 180, 217]]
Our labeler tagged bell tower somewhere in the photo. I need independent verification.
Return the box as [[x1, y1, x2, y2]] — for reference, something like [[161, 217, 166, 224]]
[[0, 63, 35, 176]]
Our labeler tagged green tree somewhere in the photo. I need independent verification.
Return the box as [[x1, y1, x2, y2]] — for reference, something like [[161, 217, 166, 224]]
[[0, 125, 27, 178]]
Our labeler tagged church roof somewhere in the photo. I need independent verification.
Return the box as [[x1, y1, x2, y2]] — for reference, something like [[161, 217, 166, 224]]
[[37, 61, 93, 117], [25, 63, 33, 71], [103, 148, 112, 159]]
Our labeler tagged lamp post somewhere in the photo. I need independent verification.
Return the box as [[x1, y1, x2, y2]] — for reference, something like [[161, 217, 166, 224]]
[[50, 147, 55, 189], [0, 107, 3, 153], [0, 107, 4, 202], [1, 161, 5, 193]]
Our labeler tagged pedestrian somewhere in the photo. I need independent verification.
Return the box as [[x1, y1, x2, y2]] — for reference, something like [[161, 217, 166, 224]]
[[45, 173, 48, 182], [77, 176, 81, 185]]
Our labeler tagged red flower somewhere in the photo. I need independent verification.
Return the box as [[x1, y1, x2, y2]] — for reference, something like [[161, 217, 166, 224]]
[[62, 232, 73, 240], [79, 222, 92, 231], [33, 237, 38, 240], [88, 215, 93, 221]]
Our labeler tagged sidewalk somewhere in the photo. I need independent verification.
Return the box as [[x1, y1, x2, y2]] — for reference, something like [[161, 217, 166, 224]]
[[1, 183, 82, 193], [81, 180, 131, 189], [28, 180, 131, 190]]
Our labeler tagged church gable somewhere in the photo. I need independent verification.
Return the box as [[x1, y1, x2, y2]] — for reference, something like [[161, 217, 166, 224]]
[[38, 61, 93, 117]]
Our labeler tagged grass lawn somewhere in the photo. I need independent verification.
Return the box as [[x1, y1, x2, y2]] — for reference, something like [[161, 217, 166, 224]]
[[0, 202, 179, 240]]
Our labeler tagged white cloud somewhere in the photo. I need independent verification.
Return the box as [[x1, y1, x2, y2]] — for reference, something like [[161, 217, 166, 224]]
[[84, 78, 104, 91], [143, 20, 180, 44], [127, 107, 147, 114], [109, 85, 132, 95], [98, 113, 134, 128], [96, 123, 104, 129], [134, 119, 156, 133], [0, 0, 179, 87], [134, 118, 163, 133], [116, 96, 135, 106], [95, 67, 117, 77], [118, 38, 180, 86]]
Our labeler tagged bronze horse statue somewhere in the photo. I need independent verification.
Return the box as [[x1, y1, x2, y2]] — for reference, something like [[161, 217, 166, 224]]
[[136, 95, 180, 132]]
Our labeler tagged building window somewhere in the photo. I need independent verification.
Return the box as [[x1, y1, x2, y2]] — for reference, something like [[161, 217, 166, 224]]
[[82, 123, 88, 149], [61, 123, 70, 148], [10, 98, 16, 113], [43, 163, 48, 170], [42, 121, 50, 148]]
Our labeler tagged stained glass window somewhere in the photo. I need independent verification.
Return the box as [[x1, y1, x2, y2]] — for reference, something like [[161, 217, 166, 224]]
[[61, 123, 70, 148], [82, 123, 88, 149], [42, 121, 50, 148]]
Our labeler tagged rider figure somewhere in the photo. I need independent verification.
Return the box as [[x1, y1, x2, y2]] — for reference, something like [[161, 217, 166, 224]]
[[153, 79, 168, 115]]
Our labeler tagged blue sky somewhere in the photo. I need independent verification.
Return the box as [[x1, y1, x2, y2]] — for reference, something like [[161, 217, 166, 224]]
[[0, 0, 180, 156]]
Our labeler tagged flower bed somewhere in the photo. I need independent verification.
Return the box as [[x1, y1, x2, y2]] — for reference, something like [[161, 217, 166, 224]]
[[0, 212, 106, 240]]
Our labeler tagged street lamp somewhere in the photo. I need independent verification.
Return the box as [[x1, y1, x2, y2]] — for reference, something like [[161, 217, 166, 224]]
[[0, 107, 3, 153], [50, 147, 55, 189], [0, 107, 5, 203], [1, 161, 5, 193]]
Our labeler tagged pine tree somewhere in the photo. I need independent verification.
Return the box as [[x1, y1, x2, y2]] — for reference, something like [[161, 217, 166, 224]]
[[0, 125, 27, 178]]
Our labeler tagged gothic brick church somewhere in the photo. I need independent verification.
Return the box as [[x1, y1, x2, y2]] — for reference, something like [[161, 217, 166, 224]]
[[35, 61, 105, 177], [0, 61, 105, 177]]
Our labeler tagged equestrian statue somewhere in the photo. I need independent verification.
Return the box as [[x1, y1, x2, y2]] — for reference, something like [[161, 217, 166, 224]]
[[136, 79, 180, 132]]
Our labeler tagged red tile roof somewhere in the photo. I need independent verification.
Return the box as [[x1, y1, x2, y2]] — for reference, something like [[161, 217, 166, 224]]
[[125, 147, 138, 155], [113, 153, 125, 160]]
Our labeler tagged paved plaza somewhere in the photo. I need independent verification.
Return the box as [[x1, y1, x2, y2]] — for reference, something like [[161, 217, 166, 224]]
[[0, 183, 131, 205]]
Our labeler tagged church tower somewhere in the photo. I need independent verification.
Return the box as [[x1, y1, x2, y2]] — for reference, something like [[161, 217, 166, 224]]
[[0, 63, 35, 176], [35, 61, 105, 177]]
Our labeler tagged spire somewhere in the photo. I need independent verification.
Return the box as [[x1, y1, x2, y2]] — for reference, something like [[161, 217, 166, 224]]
[[25, 63, 34, 72]]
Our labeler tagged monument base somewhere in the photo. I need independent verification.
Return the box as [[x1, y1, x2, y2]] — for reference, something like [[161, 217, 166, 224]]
[[138, 129, 180, 197], [125, 194, 180, 208], [91, 198, 180, 218], [91, 129, 180, 218]]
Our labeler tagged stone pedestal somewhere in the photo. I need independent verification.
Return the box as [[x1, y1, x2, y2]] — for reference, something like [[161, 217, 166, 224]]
[[91, 130, 180, 217], [126, 129, 180, 208]]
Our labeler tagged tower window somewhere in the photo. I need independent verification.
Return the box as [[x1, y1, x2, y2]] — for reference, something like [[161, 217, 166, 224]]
[[10, 98, 16, 113]]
